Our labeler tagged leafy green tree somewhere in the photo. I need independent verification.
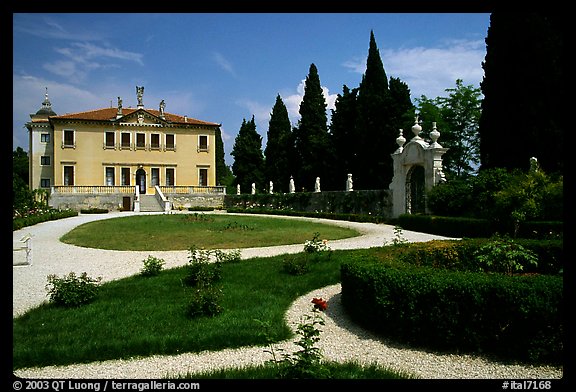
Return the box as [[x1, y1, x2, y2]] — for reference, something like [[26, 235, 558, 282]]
[[493, 165, 563, 236], [13, 147, 29, 186], [292, 63, 332, 191], [417, 80, 482, 178], [13, 147, 33, 215], [231, 116, 265, 193], [414, 95, 445, 138], [479, 12, 563, 174], [264, 94, 294, 193], [437, 79, 481, 177]]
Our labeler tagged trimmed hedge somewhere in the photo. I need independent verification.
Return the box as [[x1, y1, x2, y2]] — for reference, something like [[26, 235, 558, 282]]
[[225, 207, 388, 224], [395, 239, 563, 275], [397, 214, 563, 240], [13, 209, 78, 231], [340, 241, 563, 365]]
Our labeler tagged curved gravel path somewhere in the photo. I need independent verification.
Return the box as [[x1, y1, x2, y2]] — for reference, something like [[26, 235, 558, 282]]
[[12, 211, 563, 379]]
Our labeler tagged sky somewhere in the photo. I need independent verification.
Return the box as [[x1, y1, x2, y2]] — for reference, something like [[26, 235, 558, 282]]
[[13, 12, 491, 166]]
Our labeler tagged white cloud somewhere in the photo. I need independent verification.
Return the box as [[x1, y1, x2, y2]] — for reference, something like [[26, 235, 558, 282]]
[[12, 74, 209, 151], [342, 39, 486, 100], [283, 80, 338, 125], [42, 42, 143, 82], [212, 52, 235, 76], [12, 74, 106, 150]]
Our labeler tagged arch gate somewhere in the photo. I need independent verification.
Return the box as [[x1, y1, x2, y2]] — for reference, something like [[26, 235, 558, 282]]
[[389, 118, 448, 218]]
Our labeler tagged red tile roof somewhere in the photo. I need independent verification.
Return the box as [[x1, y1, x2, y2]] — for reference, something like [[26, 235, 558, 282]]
[[50, 107, 220, 127]]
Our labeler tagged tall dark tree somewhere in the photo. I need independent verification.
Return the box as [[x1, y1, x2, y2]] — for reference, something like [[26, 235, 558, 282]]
[[388, 77, 416, 138], [292, 63, 332, 191], [479, 12, 563, 174], [214, 127, 228, 186], [13, 146, 29, 186], [231, 116, 265, 193], [13, 146, 33, 214], [264, 94, 293, 193], [329, 85, 359, 189], [355, 30, 395, 189]]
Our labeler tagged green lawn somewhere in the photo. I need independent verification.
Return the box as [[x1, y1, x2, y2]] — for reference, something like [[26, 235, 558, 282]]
[[13, 247, 418, 379], [60, 213, 361, 250]]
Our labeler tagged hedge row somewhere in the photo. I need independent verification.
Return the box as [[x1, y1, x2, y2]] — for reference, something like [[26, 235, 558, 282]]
[[394, 239, 563, 275], [340, 241, 563, 365], [396, 214, 563, 239], [13, 209, 79, 231], [225, 207, 388, 223]]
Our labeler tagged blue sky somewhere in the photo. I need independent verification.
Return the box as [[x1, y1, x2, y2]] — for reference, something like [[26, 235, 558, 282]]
[[13, 13, 490, 166]]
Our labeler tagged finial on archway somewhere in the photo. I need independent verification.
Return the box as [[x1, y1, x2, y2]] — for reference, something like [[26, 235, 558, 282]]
[[411, 115, 422, 139], [395, 129, 406, 153]]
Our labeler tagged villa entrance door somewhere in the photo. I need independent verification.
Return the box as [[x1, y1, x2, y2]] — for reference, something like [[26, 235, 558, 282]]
[[136, 168, 146, 194]]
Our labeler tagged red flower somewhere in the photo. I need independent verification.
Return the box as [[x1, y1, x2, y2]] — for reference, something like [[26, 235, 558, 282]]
[[311, 297, 327, 311]]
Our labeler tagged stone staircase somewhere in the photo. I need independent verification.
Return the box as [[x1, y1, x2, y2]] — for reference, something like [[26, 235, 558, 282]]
[[138, 194, 164, 212]]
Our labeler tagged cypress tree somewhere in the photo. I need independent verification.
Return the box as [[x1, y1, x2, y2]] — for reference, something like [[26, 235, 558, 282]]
[[355, 30, 395, 189], [329, 85, 359, 189], [214, 127, 227, 186], [264, 94, 293, 193], [479, 12, 563, 174], [292, 63, 331, 191], [231, 116, 265, 193], [389, 77, 416, 138]]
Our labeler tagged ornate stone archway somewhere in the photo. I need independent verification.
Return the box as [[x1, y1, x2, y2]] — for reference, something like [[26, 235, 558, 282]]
[[389, 118, 448, 218]]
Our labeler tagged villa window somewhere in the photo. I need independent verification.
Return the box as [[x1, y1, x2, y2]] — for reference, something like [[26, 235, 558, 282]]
[[40, 156, 51, 166], [121, 132, 131, 149], [166, 168, 175, 186], [63, 166, 74, 185], [165, 134, 175, 150], [198, 167, 208, 186], [198, 135, 208, 151], [121, 167, 131, 186], [40, 178, 50, 188], [105, 131, 115, 149], [41, 133, 50, 143], [198, 135, 208, 152], [105, 167, 115, 186], [136, 133, 146, 149], [151, 133, 160, 150], [63, 130, 75, 148], [151, 168, 160, 186]]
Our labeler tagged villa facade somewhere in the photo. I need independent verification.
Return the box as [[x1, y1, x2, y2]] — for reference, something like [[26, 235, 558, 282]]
[[26, 87, 225, 212]]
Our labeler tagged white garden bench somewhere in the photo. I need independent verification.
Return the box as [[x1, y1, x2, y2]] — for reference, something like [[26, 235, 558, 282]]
[[13, 234, 32, 266]]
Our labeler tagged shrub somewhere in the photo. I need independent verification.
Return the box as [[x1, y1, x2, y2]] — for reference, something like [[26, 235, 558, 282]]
[[80, 208, 109, 214], [185, 285, 223, 318], [282, 255, 310, 275], [140, 255, 165, 277], [263, 308, 330, 379], [212, 249, 242, 264], [303, 232, 331, 253], [474, 235, 539, 274], [183, 246, 222, 287], [45, 272, 102, 307]]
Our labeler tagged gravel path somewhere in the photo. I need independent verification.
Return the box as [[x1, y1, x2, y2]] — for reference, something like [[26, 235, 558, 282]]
[[12, 211, 563, 379]]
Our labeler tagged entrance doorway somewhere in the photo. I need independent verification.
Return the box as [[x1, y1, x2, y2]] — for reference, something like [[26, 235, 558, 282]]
[[122, 196, 132, 211], [136, 168, 146, 194], [406, 165, 425, 214]]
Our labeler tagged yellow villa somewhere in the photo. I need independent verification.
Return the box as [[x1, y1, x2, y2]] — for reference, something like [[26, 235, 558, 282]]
[[26, 87, 225, 212]]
